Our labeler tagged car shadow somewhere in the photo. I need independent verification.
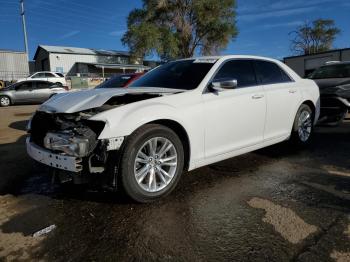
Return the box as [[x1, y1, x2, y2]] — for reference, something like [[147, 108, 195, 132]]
[[0, 135, 33, 195], [9, 120, 28, 131]]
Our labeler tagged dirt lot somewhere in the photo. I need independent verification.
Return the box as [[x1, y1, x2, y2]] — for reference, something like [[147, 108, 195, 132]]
[[0, 105, 349, 261]]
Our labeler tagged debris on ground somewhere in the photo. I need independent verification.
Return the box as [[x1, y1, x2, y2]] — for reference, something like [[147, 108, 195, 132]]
[[33, 224, 56, 237]]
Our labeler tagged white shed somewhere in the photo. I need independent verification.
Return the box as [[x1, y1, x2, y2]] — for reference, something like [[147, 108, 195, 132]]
[[33, 45, 149, 77]]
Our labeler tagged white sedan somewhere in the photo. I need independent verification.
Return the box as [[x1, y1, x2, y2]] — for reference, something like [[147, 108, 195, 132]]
[[26, 55, 320, 202], [17, 71, 67, 86]]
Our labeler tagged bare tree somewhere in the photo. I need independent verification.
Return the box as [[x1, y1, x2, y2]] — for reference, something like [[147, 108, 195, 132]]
[[289, 19, 340, 55]]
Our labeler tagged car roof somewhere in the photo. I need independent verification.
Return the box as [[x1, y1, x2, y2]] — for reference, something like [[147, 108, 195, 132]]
[[34, 71, 57, 73], [177, 55, 283, 64]]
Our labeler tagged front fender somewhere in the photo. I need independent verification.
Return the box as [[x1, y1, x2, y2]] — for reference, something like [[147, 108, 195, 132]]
[[90, 102, 188, 139]]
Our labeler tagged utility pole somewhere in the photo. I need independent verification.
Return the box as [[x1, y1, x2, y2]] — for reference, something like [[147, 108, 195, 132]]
[[20, 0, 29, 61]]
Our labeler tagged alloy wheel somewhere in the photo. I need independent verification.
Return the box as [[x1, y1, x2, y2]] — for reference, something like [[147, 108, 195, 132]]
[[0, 97, 10, 106], [134, 137, 178, 193], [297, 110, 312, 142]]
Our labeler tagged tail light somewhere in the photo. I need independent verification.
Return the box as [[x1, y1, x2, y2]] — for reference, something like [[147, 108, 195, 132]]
[[63, 86, 69, 91]]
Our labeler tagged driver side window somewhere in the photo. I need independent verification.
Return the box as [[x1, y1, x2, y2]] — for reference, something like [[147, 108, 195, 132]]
[[16, 82, 33, 91], [213, 60, 258, 88]]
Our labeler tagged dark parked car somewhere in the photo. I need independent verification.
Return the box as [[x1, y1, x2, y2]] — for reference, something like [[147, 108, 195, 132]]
[[309, 62, 350, 124], [0, 80, 68, 107], [95, 73, 144, 89]]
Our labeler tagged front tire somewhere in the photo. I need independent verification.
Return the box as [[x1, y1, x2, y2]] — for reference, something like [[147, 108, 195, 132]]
[[0, 96, 11, 107], [291, 104, 314, 145], [119, 124, 184, 203]]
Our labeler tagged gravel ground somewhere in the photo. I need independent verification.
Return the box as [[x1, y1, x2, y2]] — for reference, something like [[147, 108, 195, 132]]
[[0, 105, 349, 262]]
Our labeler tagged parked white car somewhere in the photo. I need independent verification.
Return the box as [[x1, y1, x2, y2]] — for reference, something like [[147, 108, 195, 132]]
[[17, 71, 66, 86], [26, 55, 320, 202]]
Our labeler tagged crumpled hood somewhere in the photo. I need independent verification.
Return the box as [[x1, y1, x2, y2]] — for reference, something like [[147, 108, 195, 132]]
[[38, 87, 183, 113]]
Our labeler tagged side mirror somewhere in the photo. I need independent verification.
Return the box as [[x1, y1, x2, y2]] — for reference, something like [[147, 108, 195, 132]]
[[211, 79, 238, 92]]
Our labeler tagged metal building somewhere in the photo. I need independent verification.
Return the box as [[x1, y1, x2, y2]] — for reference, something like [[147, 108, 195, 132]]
[[33, 45, 150, 77], [284, 48, 350, 78], [0, 49, 29, 81]]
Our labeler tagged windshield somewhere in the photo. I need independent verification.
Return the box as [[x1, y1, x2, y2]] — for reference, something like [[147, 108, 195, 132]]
[[129, 59, 216, 90], [309, 64, 350, 79], [96, 74, 134, 88]]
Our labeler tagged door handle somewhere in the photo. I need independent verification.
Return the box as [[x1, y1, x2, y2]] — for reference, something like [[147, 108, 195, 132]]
[[252, 94, 264, 99], [289, 90, 297, 94]]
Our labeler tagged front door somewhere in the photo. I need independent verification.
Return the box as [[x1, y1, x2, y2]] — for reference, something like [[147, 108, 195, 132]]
[[13, 81, 36, 103], [202, 59, 266, 159]]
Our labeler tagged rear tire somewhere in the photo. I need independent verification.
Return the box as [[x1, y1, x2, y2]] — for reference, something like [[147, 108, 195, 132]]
[[290, 104, 314, 146], [118, 124, 184, 203], [0, 96, 11, 107]]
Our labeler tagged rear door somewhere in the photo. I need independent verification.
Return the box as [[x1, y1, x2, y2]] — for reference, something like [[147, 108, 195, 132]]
[[253, 60, 302, 140], [31, 81, 52, 102]]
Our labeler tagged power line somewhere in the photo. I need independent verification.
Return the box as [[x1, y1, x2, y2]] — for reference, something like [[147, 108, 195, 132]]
[[27, 18, 125, 37], [27, 10, 123, 27], [29, 3, 125, 22], [0, 1, 18, 4], [28, 0, 125, 18], [29, 12, 121, 28]]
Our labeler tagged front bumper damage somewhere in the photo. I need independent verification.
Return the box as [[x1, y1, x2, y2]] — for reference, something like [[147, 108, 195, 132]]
[[27, 110, 124, 186], [26, 138, 83, 172]]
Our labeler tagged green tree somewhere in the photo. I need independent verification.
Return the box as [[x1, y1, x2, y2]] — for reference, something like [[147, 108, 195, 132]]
[[289, 19, 341, 55], [122, 0, 238, 61]]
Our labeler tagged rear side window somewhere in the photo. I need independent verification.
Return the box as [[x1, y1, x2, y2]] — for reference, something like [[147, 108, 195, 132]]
[[55, 73, 64, 77], [213, 60, 257, 88], [32, 73, 45, 78], [45, 73, 55, 78], [309, 64, 350, 79], [36, 82, 50, 89], [254, 60, 292, 85]]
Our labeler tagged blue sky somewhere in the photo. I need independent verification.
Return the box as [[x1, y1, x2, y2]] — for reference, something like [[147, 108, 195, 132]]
[[0, 0, 349, 60]]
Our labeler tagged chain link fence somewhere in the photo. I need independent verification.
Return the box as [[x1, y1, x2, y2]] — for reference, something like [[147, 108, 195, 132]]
[[0, 71, 133, 89], [0, 71, 29, 87]]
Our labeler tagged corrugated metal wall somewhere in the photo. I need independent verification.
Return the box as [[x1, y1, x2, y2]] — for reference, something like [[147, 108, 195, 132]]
[[49, 53, 130, 75], [0, 51, 29, 81]]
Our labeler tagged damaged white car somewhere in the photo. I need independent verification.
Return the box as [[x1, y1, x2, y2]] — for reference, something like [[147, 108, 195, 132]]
[[26, 56, 320, 202]]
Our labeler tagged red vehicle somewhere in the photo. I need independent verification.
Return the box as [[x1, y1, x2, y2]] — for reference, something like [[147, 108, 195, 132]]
[[96, 73, 144, 89]]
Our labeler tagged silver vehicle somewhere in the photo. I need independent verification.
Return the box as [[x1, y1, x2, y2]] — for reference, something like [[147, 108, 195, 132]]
[[0, 80, 67, 107]]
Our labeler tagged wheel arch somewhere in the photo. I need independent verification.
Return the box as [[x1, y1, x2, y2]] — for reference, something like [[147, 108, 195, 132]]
[[146, 119, 191, 172], [301, 100, 316, 121]]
